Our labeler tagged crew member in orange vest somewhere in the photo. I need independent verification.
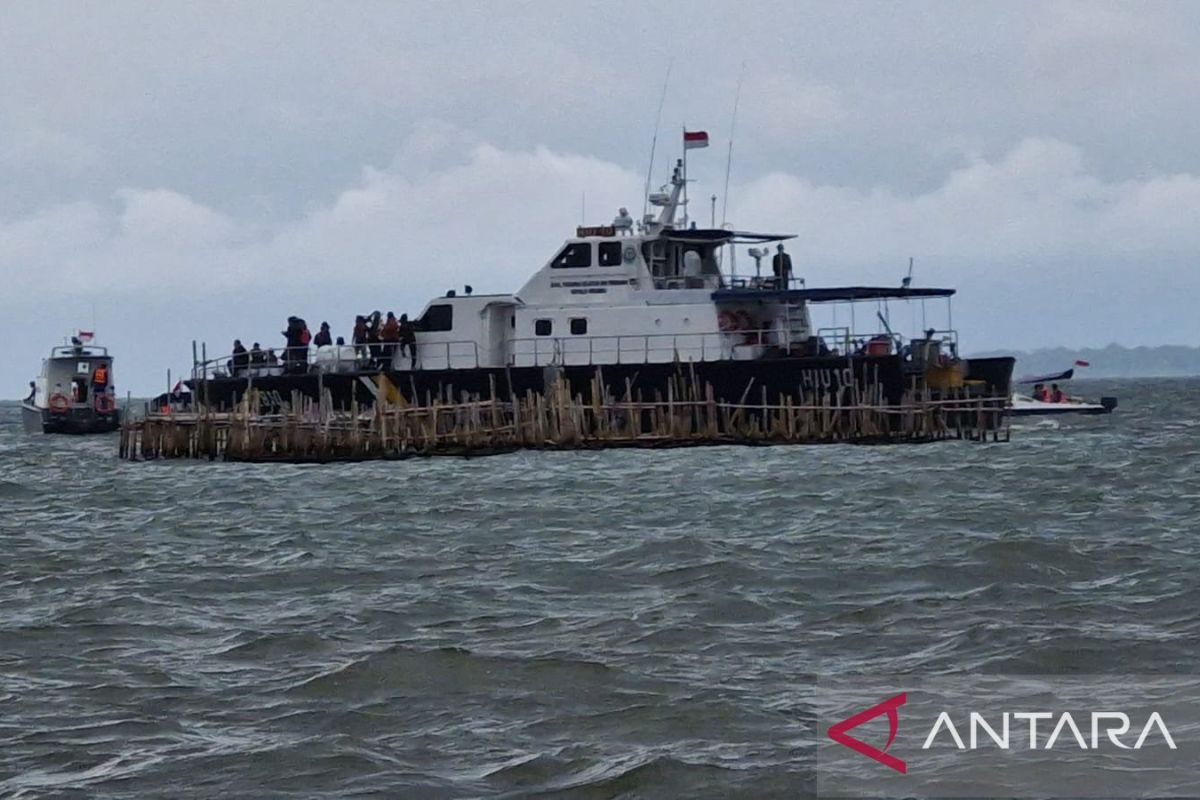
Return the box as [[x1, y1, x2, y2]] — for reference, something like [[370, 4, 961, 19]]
[[92, 363, 109, 393]]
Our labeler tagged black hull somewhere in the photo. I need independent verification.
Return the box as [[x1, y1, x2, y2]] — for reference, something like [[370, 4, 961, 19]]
[[21, 402, 121, 435], [191, 355, 1015, 425]]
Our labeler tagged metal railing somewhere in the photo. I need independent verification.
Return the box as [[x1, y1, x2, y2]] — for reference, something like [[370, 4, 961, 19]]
[[816, 327, 959, 358], [721, 275, 806, 290], [193, 341, 485, 379], [191, 326, 959, 380], [50, 345, 109, 358], [649, 275, 808, 291], [393, 340, 482, 371], [507, 332, 760, 367]]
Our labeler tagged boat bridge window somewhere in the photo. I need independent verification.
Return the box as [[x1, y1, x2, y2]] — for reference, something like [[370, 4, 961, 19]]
[[598, 242, 623, 266], [570, 318, 587, 335], [535, 319, 553, 336], [420, 304, 453, 332], [641, 239, 722, 286], [551, 242, 592, 269]]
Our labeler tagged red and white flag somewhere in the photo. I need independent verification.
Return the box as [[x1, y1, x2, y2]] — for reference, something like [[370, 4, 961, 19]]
[[77, 330, 94, 342], [1074, 359, 1090, 367], [683, 130, 709, 149]]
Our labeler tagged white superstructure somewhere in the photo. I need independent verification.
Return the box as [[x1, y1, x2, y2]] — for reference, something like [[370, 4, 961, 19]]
[[402, 160, 810, 371]]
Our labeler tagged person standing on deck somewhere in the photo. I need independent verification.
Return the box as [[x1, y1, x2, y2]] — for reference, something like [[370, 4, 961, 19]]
[[230, 340, 249, 375], [771, 244, 793, 288], [366, 311, 383, 367], [352, 315, 368, 363], [91, 362, 109, 395], [281, 318, 310, 373], [249, 342, 265, 365], [280, 319, 296, 369], [313, 321, 333, 348], [380, 312, 400, 366], [398, 313, 417, 369]]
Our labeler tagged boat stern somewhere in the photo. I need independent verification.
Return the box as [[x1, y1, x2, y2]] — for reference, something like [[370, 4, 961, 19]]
[[23, 402, 121, 434]]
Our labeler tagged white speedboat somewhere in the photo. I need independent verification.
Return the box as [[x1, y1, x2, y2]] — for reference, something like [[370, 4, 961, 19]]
[[1009, 366, 1117, 417], [1010, 394, 1117, 416]]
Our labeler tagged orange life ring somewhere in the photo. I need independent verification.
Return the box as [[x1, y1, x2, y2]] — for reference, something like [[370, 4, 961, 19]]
[[48, 393, 70, 413], [94, 394, 115, 414], [717, 309, 740, 332], [735, 310, 762, 344]]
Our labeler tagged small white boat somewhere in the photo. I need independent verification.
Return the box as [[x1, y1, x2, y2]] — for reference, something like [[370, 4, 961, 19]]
[[1009, 393, 1117, 416], [1008, 365, 1117, 417], [22, 333, 121, 434]]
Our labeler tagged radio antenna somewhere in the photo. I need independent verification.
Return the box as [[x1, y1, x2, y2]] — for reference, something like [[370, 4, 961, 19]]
[[642, 59, 673, 220], [720, 61, 746, 229]]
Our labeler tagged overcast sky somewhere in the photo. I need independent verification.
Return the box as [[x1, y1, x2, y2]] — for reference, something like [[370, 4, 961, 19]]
[[3, 1, 1199, 398]]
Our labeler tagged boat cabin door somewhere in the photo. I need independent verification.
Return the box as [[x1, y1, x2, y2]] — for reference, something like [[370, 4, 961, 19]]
[[485, 304, 515, 367]]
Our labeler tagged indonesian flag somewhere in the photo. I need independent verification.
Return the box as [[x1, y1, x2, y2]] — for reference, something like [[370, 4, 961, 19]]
[[77, 330, 94, 342], [1074, 359, 1090, 367], [683, 130, 709, 149]]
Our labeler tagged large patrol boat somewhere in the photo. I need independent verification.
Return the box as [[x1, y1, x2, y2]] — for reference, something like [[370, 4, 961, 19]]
[[190, 154, 1014, 420], [22, 334, 121, 434]]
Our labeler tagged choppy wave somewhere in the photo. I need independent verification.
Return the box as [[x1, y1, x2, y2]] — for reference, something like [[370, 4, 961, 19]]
[[1, 380, 1197, 796]]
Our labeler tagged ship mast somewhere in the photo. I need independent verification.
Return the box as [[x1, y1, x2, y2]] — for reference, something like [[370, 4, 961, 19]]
[[682, 125, 688, 228], [642, 160, 685, 236]]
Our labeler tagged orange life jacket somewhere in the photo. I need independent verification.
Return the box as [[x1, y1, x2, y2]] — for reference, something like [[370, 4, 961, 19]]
[[93, 366, 108, 384]]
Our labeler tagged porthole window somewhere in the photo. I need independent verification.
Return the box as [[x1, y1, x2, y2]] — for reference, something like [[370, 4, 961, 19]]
[[570, 318, 588, 335], [535, 319, 552, 336]]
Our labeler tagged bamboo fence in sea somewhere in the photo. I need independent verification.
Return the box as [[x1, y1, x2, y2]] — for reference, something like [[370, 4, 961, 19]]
[[119, 371, 1009, 463]]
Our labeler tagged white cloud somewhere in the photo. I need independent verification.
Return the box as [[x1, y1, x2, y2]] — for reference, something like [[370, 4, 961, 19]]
[[3, 135, 1198, 300], [0, 140, 645, 301], [730, 137, 1200, 278], [2, 131, 1200, 311], [115, 189, 238, 245], [2, 131, 1199, 397]]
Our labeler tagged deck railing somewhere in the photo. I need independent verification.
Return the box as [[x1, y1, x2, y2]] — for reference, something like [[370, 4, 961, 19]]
[[815, 327, 959, 358], [190, 325, 956, 380]]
